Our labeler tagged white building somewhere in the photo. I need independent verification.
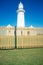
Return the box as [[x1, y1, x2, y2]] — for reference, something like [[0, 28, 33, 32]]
[[6, 24, 14, 36], [17, 2, 25, 27], [0, 2, 43, 36]]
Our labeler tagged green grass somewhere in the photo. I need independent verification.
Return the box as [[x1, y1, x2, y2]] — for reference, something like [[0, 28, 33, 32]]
[[0, 48, 43, 65]]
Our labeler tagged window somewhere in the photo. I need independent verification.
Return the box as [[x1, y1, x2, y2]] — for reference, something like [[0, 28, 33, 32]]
[[27, 31, 30, 35], [9, 30, 11, 33], [21, 31, 23, 35]]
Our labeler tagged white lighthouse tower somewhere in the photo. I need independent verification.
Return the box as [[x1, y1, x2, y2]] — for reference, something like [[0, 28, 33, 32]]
[[17, 2, 25, 27]]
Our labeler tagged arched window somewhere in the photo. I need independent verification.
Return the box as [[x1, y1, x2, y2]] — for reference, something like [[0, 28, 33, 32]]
[[9, 30, 11, 33], [21, 31, 23, 35], [27, 31, 30, 35]]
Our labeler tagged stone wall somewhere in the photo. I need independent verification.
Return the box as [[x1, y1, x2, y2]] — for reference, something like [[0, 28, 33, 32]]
[[0, 27, 43, 49]]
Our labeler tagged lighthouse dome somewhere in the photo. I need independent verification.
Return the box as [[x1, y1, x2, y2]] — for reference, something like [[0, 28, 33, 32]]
[[18, 2, 23, 9]]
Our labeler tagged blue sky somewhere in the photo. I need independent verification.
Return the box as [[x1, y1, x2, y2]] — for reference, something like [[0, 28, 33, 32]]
[[0, 0, 43, 27]]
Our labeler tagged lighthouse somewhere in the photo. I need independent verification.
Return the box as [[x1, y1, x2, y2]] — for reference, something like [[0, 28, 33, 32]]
[[17, 2, 25, 27]]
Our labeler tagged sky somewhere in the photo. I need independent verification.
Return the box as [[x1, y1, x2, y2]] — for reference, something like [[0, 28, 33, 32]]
[[0, 0, 43, 27]]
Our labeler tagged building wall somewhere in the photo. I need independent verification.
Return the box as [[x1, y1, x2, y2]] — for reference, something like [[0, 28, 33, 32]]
[[0, 27, 43, 36], [6, 28, 14, 36], [0, 27, 43, 49], [16, 28, 37, 36]]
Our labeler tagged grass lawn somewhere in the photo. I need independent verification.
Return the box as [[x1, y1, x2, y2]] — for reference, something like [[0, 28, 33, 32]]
[[0, 48, 43, 65]]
